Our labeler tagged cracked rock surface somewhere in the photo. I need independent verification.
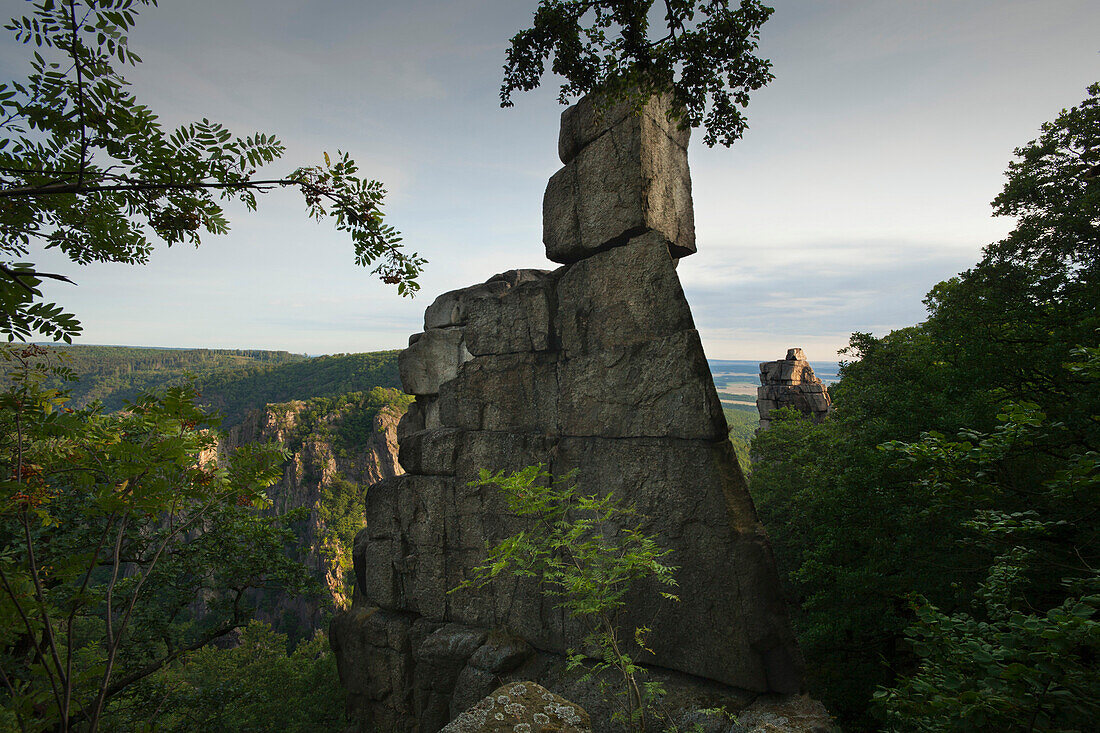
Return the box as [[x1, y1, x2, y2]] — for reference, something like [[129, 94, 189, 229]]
[[756, 348, 833, 431]]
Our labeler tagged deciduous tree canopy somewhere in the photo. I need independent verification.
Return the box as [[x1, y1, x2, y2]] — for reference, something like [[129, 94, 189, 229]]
[[0, 0, 425, 343], [750, 83, 1100, 730], [502, 0, 774, 147]]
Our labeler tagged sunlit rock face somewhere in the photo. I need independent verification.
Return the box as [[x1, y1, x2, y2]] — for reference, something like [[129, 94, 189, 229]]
[[756, 348, 833, 431], [331, 92, 805, 732], [223, 401, 403, 634]]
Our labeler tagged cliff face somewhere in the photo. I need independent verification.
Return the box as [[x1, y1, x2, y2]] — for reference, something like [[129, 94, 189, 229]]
[[223, 392, 405, 634], [331, 93, 804, 732]]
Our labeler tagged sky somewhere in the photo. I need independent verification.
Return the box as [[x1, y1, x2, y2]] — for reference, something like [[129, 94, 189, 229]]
[[9, 0, 1100, 360]]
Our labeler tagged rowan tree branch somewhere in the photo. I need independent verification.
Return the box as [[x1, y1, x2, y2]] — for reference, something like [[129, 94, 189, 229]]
[[66, 0, 88, 186]]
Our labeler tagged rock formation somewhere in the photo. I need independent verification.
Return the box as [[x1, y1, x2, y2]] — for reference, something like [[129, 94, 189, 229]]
[[331, 93, 804, 731], [756, 349, 832, 431], [223, 397, 404, 633]]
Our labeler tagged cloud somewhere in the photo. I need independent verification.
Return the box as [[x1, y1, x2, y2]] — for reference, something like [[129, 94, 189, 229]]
[[680, 237, 980, 358]]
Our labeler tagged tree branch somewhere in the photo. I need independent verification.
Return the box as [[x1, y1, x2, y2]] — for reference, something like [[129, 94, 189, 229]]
[[66, 0, 88, 186], [0, 177, 300, 198], [0, 264, 77, 291]]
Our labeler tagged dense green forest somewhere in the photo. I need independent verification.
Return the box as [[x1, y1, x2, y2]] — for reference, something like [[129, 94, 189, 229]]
[[29, 344, 304, 403], [749, 84, 1100, 730], [36, 345, 402, 427], [724, 406, 757, 473]]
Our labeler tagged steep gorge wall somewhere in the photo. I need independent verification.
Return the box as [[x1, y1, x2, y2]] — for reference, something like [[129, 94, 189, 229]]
[[332, 93, 804, 731], [223, 397, 404, 634]]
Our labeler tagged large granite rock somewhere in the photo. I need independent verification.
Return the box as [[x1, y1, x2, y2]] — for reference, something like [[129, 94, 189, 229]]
[[332, 91, 807, 732], [544, 93, 695, 264], [756, 348, 833, 431]]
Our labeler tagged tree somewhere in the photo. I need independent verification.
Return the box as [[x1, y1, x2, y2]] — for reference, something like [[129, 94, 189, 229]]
[[107, 621, 347, 732], [0, 345, 314, 731], [452, 465, 680, 733], [873, 358, 1100, 731], [0, 0, 426, 343], [501, 0, 774, 147], [748, 82, 1100, 729]]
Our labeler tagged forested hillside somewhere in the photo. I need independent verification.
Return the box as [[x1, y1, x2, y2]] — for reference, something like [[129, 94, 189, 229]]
[[193, 351, 402, 426], [38, 345, 402, 427], [32, 344, 305, 404], [223, 387, 412, 640]]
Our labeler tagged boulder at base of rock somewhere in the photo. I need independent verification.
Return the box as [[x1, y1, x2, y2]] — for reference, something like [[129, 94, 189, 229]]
[[734, 694, 833, 733], [441, 681, 591, 733]]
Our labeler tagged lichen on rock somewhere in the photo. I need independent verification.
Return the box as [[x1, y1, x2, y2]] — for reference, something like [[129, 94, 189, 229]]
[[441, 682, 591, 733]]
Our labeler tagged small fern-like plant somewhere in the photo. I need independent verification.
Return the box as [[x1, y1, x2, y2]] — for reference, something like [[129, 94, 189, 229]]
[[452, 464, 679, 732]]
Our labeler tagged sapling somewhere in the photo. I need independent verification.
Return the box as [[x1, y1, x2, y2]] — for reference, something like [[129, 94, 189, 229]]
[[453, 464, 680, 732]]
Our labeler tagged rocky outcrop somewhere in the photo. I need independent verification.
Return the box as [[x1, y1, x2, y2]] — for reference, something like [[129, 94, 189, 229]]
[[756, 349, 832, 431], [332, 92, 804, 732], [224, 396, 404, 633], [544, 93, 695, 263]]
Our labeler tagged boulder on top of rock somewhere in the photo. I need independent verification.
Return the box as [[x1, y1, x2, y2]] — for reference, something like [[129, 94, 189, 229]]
[[557, 91, 688, 164], [544, 93, 695, 264]]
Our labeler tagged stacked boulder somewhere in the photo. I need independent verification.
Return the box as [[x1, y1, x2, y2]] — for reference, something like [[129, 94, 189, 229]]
[[756, 349, 832, 430], [331, 93, 804, 732]]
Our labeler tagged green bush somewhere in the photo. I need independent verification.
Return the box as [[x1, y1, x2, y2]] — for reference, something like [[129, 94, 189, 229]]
[[111, 621, 346, 732], [453, 465, 679, 732]]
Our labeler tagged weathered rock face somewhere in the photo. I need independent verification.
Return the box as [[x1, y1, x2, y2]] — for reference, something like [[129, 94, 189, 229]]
[[545, 93, 695, 264], [224, 399, 404, 634], [756, 349, 832, 431], [442, 681, 591, 733], [332, 92, 804, 732]]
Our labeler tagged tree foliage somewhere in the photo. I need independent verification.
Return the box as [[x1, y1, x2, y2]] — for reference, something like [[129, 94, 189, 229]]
[[502, 0, 774, 147], [872, 384, 1100, 731], [988, 82, 1099, 275], [453, 465, 679, 732], [107, 621, 347, 732], [723, 406, 756, 474], [749, 82, 1100, 729], [0, 0, 425, 343], [0, 345, 313, 731], [14, 345, 402, 428]]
